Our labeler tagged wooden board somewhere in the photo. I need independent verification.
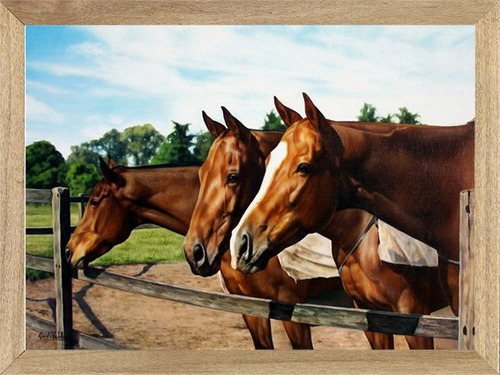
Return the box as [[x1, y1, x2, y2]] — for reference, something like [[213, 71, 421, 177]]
[[26, 189, 53, 204], [475, 2, 500, 371], [0, 2, 25, 373], [51, 188, 74, 350], [1, 0, 497, 25], [2, 0, 500, 373], [4, 350, 497, 375], [459, 191, 475, 349]]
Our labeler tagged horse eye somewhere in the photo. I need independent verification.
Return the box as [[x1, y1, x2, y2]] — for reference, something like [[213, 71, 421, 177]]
[[226, 173, 240, 185], [296, 163, 312, 175], [90, 199, 99, 207]]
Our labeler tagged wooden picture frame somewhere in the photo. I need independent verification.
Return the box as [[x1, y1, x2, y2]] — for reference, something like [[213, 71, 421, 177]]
[[1, 1, 499, 374]]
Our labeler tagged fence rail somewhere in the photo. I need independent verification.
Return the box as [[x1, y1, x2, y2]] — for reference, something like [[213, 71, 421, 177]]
[[26, 189, 158, 233], [26, 254, 459, 340], [26, 189, 89, 203], [26, 187, 466, 349]]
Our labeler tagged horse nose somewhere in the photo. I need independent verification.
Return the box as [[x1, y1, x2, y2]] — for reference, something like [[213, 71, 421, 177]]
[[65, 247, 72, 263], [238, 232, 253, 263], [193, 243, 206, 265]]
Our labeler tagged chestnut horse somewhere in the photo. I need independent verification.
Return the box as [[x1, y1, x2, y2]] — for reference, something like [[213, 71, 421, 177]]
[[65, 157, 341, 349], [184, 106, 446, 349], [231, 93, 474, 316]]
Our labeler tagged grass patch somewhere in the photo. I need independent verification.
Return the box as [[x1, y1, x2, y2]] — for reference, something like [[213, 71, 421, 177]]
[[26, 202, 80, 227], [26, 202, 186, 266], [26, 234, 54, 258], [91, 228, 186, 266]]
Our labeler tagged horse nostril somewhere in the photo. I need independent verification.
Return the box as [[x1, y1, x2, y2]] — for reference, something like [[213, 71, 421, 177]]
[[65, 247, 72, 263], [258, 223, 268, 234], [239, 233, 252, 262], [193, 243, 205, 263]]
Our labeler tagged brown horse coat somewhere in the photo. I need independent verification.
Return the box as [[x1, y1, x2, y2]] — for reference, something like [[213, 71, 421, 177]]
[[185, 107, 447, 349], [231, 93, 473, 315], [66, 158, 340, 350]]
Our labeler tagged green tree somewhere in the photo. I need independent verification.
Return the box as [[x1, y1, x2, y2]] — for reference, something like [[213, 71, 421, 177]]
[[92, 128, 128, 165], [395, 107, 421, 124], [357, 103, 420, 125], [379, 113, 394, 123], [192, 131, 215, 162], [66, 143, 101, 168], [65, 162, 101, 195], [121, 124, 165, 166], [262, 110, 286, 131], [67, 128, 128, 167], [26, 140, 66, 188], [357, 103, 379, 122], [151, 122, 196, 165]]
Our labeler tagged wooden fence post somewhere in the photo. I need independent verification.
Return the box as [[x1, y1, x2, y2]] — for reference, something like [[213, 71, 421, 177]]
[[459, 190, 474, 349], [52, 187, 74, 349], [78, 193, 86, 223]]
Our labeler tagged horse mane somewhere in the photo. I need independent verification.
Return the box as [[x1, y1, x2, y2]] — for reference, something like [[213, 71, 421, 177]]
[[111, 161, 203, 171], [251, 129, 283, 135]]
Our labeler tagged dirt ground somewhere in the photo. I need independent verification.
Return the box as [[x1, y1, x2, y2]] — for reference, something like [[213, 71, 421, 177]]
[[26, 262, 457, 350]]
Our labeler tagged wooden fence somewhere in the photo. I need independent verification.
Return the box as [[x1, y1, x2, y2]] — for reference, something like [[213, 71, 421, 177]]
[[26, 187, 473, 350]]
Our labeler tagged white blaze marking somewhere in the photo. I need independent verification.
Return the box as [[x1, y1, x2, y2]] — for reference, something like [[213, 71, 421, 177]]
[[217, 271, 230, 294], [229, 141, 288, 269]]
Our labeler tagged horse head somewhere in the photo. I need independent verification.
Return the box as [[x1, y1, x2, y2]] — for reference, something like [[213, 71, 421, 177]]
[[230, 93, 345, 274], [183, 108, 268, 277], [65, 156, 141, 269]]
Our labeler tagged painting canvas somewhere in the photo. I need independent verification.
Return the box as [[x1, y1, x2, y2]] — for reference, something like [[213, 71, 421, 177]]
[[26, 25, 474, 351]]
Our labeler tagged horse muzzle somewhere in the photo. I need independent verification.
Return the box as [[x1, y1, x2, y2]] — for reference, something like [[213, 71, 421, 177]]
[[184, 243, 221, 277], [66, 247, 87, 269], [235, 232, 269, 274]]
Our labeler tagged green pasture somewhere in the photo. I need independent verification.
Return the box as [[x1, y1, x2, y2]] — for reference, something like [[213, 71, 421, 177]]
[[26, 203, 186, 279]]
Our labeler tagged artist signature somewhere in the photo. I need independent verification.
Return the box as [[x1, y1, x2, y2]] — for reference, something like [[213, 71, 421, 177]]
[[38, 331, 70, 341]]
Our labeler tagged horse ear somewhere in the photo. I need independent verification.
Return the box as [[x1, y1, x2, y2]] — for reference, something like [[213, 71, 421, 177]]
[[202, 111, 226, 138], [274, 96, 302, 127], [107, 153, 117, 168], [221, 106, 252, 144], [99, 156, 124, 187], [303, 93, 343, 153], [303, 92, 329, 133]]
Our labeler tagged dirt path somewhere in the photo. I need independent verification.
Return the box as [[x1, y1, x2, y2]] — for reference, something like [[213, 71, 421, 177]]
[[26, 262, 456, 350]]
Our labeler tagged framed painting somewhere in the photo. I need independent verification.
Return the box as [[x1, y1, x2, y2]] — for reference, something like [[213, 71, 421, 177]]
[[1, 1, 499, 374]]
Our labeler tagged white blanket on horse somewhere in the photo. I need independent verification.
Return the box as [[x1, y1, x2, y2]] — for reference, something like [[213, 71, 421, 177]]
[[377, 220, 439, 267], [278, 233, 339, 282]]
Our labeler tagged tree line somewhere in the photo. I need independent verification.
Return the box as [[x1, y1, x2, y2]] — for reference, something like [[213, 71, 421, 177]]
[[27, 122, 214, 196], [26, 103, 419, 195], [357, 103, 420, 124]]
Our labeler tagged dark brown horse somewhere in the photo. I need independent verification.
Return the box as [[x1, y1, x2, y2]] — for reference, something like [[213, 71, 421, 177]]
[[65, 157, 340, 350], [184, 107, 447, 349], [231, 93, 473, 316]]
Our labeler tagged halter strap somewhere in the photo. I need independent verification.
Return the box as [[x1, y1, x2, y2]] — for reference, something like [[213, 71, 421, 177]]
[[337, 216, 459, 274], [338, 216, 377, 276], [439, 253, 460, 266]]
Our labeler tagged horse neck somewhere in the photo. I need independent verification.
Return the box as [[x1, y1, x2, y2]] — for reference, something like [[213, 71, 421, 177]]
[[122, 166, 200, 236], [251, 130, 283, 156], [333, 122, 474, 248], [319, 209, 374, 267]]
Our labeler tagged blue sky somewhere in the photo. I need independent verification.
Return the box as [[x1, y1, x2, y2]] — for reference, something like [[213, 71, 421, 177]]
[[26, 26, 475, 158]]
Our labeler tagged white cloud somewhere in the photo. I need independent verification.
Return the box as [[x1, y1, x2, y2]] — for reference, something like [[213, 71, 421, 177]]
[[27, 25, 475, 149], [26, 80, 69, 95], [28, 61, 95, 78], [79, 113, 165, 142], [26, 95, 65, 123]]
